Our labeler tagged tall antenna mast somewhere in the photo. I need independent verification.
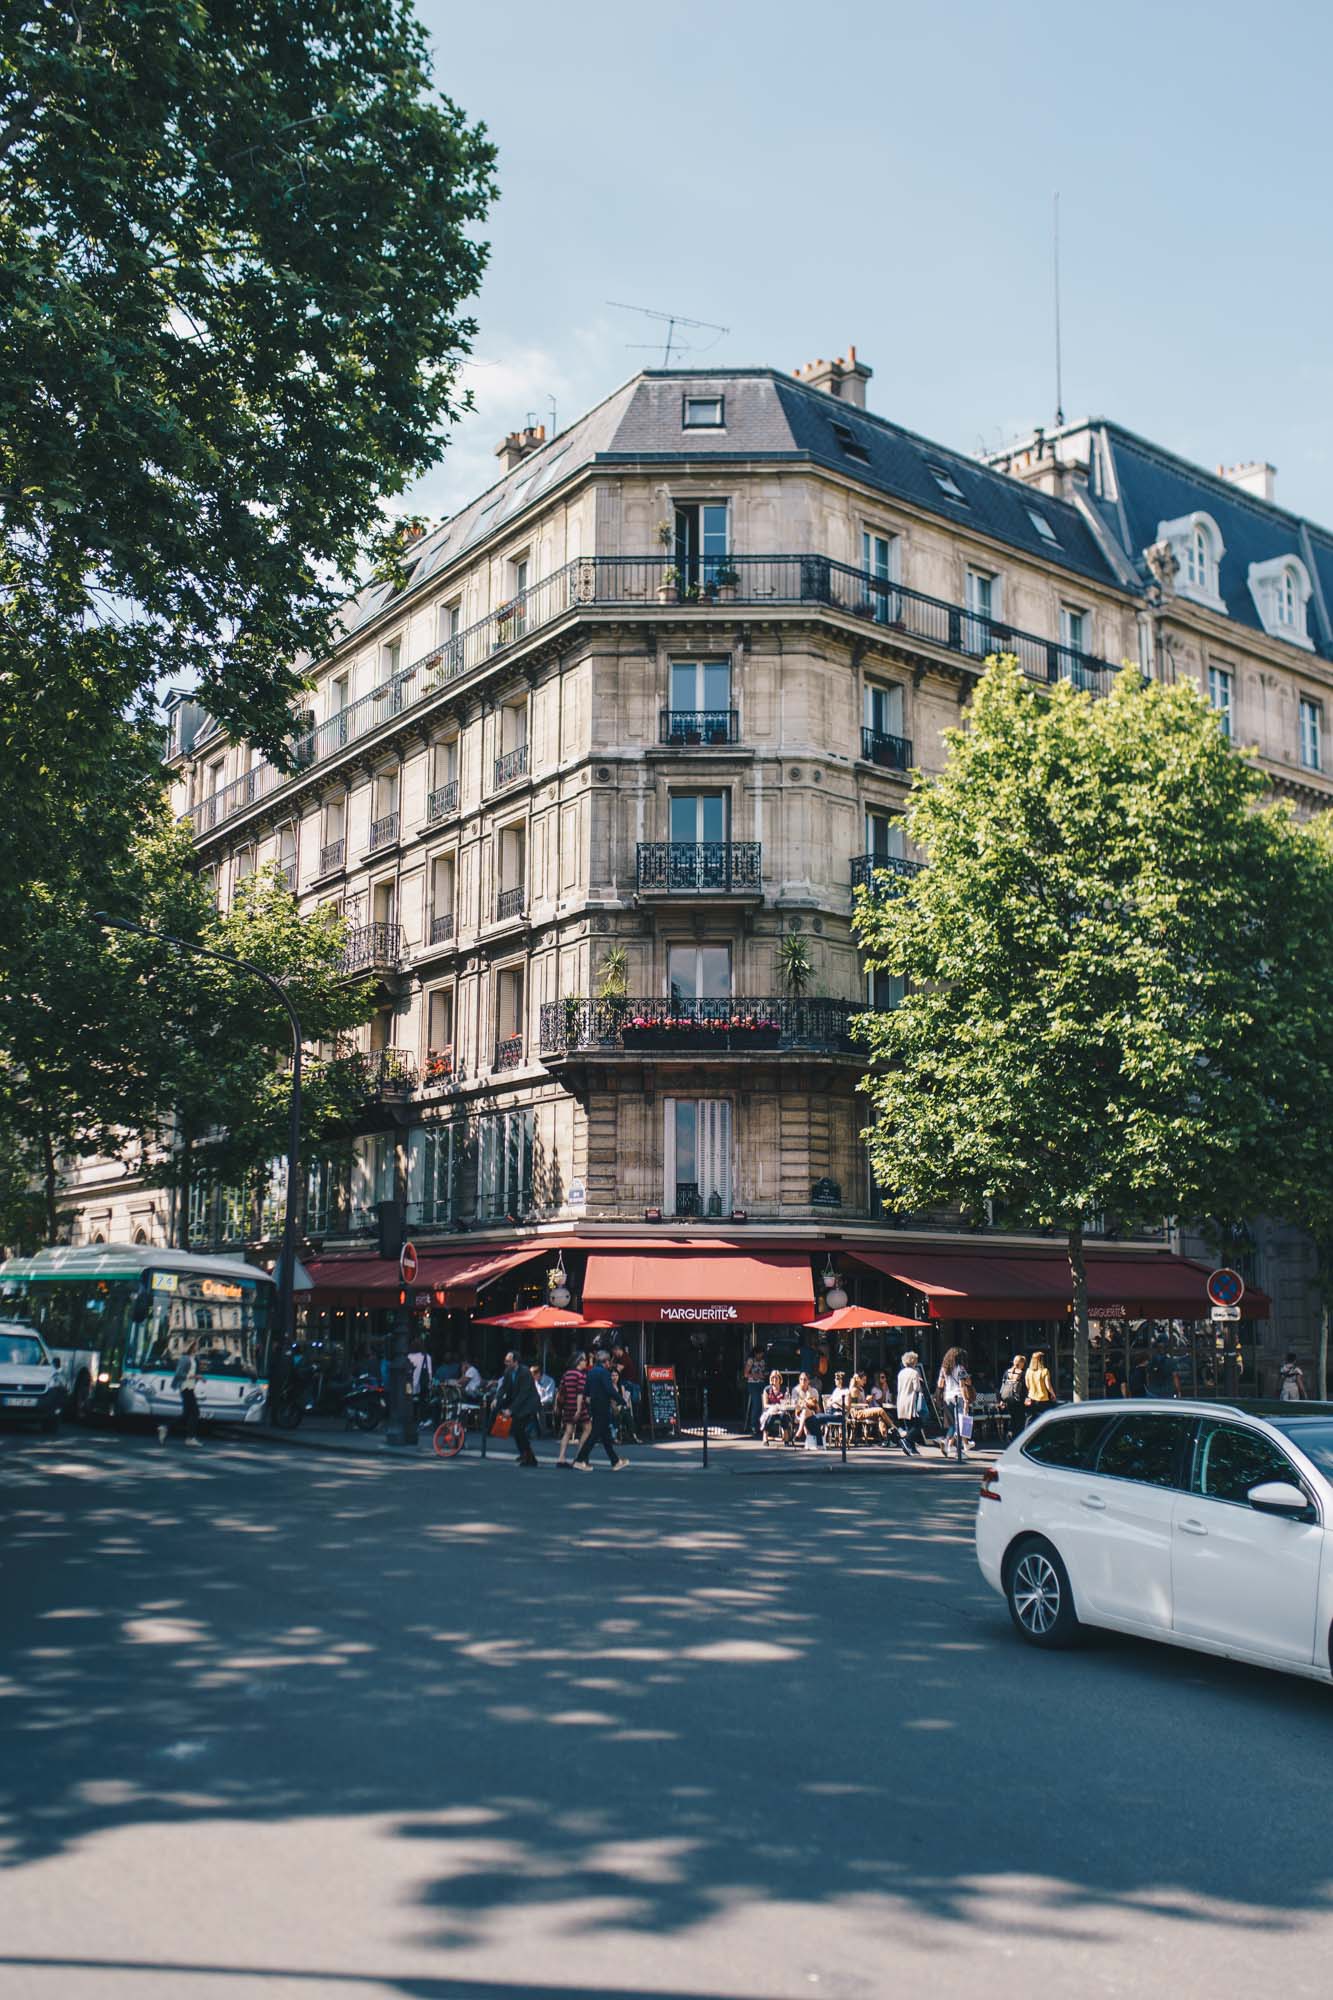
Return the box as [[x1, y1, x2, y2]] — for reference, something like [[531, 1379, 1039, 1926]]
[[1052, 191, 1065, 427], [607, 300, 730, 367]]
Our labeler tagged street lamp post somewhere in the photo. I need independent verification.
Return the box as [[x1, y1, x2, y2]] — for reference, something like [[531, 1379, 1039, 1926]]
[[93, 914, 302, 1419]]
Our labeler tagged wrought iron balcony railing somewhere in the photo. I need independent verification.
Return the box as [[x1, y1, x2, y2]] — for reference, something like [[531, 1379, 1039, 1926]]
[[860, 726, 913, 771], [539, 995, 866, 1056], [422, 1046, 462, 1088], [319, 838, 345, 875], [496, 886, 525, 922], [429, 911, 454, 945], [368, 811, 399, 852], [636, 841, 761, 894], [278, 861, 297, 892], [186, 555, 1122, 838], [494, 1034, 524, 1072], [353, 1048, 418, 1099], [659, 709, 739, 746], [494, 743, 529, 790], [338, 922, 405, 977], [427, 779, 459, 822], [850, 853, 926, 897]]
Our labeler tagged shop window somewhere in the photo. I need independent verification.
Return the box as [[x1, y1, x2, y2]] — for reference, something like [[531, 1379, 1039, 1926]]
[[665, 1098, 731, 1218], [476, 1108, 534, 1219], [408, 1123, 456, 1228]]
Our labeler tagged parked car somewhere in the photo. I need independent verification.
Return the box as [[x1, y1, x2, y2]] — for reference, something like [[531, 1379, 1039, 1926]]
[[976, 1398, 1333, 1684], [0, 1320, 67, 1432]]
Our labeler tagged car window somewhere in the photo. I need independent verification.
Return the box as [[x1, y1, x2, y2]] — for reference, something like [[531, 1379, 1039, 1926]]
[[1095, 1413, 1193, 1489], [1020, 1413, 1115, 1470], [1195, 1422, 1302, 1505]]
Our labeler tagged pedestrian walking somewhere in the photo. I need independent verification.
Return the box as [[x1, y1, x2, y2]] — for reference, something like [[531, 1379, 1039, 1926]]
[[742, 1347, 767, 1437], [937, 1346, 973, 1461], [895, 1351, 928, 1457], [555, 1350, 591, 1467], [1279, 1350, 1308, 1401], [159, 1340, 202, 1447], [407, 1337, 432, 1421], [496, 1350, 541, 1466], [1025, 1348, 1057, 1423], [575, 1350, 627, 1470], [1145, 1334, 1181, 1399], [997, 1353, 1028, 1437]]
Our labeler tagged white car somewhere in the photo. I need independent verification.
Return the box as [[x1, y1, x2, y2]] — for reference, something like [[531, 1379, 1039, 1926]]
[[0, 1321, 67, 1431], [976, 1398, 1333, 1683]]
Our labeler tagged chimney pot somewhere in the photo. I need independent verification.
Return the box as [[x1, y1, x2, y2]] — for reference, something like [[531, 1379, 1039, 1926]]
[[1218, 460, 1277, 504], [792, 346, 873, 410]]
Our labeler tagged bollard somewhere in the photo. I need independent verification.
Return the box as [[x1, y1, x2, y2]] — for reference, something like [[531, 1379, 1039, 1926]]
[[701, 1388, 709, 1469], [841, 1396, 848, 1467], [480, 1392, 488, 1459]]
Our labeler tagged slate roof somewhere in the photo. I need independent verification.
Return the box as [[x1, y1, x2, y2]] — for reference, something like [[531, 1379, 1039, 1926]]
[[1065, 420, 1333, 661]]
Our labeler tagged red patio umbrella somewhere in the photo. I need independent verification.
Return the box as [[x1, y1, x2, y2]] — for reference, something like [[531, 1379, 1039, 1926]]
[[472, 1305, 618, 1331], [803, 1305, 929, 1332]]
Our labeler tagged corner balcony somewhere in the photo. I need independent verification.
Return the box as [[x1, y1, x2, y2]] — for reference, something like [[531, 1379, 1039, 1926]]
[[539, 995, 866, 1067], [860, 726, 913, 771], [850, 854, 926, 899], [659, 709, 740, 746], [636, 841, 761, 898], [338, 922, 405, 978]]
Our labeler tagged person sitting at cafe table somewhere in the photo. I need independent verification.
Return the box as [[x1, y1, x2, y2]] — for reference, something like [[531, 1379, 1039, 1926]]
[[760, 1370, 788, 1443], [852, 1372, 894, 1444], [791, 1373, 825, 1448]]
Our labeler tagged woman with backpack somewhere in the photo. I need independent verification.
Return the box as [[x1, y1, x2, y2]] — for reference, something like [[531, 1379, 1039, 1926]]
[[1279, 1351, 1308, 1401], [936, 1347, 973, 1462], [998, 1352, 1028, 1438]]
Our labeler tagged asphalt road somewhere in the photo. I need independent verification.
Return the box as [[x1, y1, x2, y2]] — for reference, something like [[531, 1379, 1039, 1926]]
[[0, 1427, 1329, 2000]]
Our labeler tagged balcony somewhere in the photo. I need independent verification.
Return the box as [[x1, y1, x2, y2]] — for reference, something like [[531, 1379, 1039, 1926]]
[[339, 922, 405, 977], [422, 1046, 463, 1091], [860, 726, 913, 771], [659, 709, 739, 746], [494, 1034, 524, 1072], [319, 838, 345, 875], [850, 853, 926, 898], [278, 861, 297, 892], [428, 911, 454, 945], [368, 810, 399, 853], [427, 779, 459, 823], [354, 1048, 418, 1100], [539, 995, 866, 1059], [496, 886, 525, 922], [494, 743, 528, 790], [636, 841, 761, 896], [186, 555, 1120, 840]]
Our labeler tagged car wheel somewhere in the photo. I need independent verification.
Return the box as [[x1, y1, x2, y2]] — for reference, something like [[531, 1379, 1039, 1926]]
[[1004, 1536, 1080, 1649]]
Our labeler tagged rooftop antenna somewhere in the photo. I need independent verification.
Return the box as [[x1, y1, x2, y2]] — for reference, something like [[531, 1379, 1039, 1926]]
[[607, 299, 730, 367], [548, 392, 557, 438], [1052, 191, 1065, 427]]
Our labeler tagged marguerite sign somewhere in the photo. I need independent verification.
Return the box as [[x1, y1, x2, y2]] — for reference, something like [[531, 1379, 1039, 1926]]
[[660, 1304, 739, 1321]]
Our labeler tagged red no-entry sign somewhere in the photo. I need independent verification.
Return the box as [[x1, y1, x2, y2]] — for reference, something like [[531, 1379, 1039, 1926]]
[[399, 1240, 419, 1286]]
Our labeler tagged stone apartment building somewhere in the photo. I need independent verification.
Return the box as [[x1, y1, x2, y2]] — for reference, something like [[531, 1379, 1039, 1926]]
[[59, 353, 1333, 1397]]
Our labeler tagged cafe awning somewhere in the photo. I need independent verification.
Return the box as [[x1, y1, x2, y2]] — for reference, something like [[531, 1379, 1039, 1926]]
[[302, 1244, 549, 1310], [582, 1249, 815, 1326], [845, 1246, 1269, 1321]]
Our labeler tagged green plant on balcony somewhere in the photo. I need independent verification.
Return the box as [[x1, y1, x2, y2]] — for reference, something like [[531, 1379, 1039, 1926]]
[[715, 562, 740, 598], [780, 931, 812, 996], [562, 994, 583, 1046], [493, 598, 521, 649], [658, 565, 679, 604], [597, 945, 629, 1013]]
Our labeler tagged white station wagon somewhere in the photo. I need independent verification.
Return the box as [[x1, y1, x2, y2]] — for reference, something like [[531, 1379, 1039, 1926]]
[[0, 1320, 66, 1431], [976, 1399, 1333, 1683]]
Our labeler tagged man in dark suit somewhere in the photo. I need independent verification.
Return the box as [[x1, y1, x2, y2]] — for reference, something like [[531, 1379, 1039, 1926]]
[[497, 1350, 541, 1466], [574, 1350, 628, 1471]]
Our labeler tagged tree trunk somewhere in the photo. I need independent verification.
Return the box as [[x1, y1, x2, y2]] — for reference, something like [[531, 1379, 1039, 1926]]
[[177, 1129, 193, 1251], [1068, 1221, 1089, 1402], [40, 1121, 59, 1246]]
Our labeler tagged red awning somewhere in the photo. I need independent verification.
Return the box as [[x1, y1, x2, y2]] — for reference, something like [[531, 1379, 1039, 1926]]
[[846, 1247, 1269, 1321], [303, 1244, 549, 1309], [582, 1250, 815, 1326], [414, 1247, 550, 1308]]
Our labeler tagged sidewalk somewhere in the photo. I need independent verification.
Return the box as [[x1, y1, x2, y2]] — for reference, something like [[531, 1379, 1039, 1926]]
[[217, 1413, 996, 1475]]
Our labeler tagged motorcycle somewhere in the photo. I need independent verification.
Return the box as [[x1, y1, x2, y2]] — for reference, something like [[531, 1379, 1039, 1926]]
[[344, 1370, 387, 1433]]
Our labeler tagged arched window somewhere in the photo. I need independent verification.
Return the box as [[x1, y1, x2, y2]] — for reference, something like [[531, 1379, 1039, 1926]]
[[1278, 566, 1298, 627], [1188, 525, 1211, 589], [133, 1228, 148, 1245], [1157, 512, 1225, 609], [1247, 554, 1313, 648]]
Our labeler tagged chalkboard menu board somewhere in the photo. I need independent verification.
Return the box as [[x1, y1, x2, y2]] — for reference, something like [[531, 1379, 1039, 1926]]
[[646, 1365, 680, 1438]]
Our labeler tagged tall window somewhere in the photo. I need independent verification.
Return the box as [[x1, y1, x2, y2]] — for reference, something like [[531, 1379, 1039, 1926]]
[[669, 658, 732, 736], [861, 530, 900, 623], [371, 878, 396, 928], [497, 823, 525, 916], [218, 1184, 250, 1244], [667, 944, 732, 1001], [665, 1099, 732, 1218], [1301, 696, 1322, 772], [669, 791, 727, 845], [426, 988, 455, 1073], [437, 599, 463, 671], [381, 636, 402, 680], [864, 680, 905, 743], [429, 853, 455, 939], [868, 968, 904, 1010], [1277, 567, 1298, 629], [865, 810, 905, 861], [964, 569, 997, 654], [1060, 606, 1088, 655], [1208, 664, 1234, 740], [674, 502, 729, 589], [495, 965, 525, 1060], [351, 1133, 395, 1227], [277, 823, 297, 888], [260, 1159, 288, 1239], [509, 555, 530, 638], [304, 1157, 340, 1235], [476, 1108, 534, 1219], [407, 1123, 455, 1227], [1187, 525, 1210, 590], [187, 1180, 213, 1244]]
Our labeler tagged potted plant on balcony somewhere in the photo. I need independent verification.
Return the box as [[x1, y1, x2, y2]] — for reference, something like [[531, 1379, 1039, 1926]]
[[715, 562, 740, 604], [424, 1047, 454, 1088], [596, 945, 630, 1034], [780, 931, 812, 995], [493, 599, 521, 650], [658, 565, 679, 605], [729, 1011, 782, 1050], [562, 994, 584, 1049]]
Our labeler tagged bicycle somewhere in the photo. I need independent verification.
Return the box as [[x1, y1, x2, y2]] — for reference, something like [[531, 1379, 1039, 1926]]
[[431, 1379, 467, 1458]]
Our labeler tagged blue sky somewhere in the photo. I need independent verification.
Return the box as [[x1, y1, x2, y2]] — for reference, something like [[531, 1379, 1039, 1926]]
[[413, 0, 1333, 529]]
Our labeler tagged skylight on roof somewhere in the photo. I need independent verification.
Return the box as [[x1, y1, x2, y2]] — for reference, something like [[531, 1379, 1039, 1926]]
[[1026, 506, 1060, 546], [925, 461, 966, 502], [831, 420, 870, 465]]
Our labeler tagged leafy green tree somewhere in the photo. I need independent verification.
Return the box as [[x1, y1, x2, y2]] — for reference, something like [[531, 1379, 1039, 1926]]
[[0, 0, 496, 920], [855, 658, 1319, 1399], [108, 827, 377, 1246]]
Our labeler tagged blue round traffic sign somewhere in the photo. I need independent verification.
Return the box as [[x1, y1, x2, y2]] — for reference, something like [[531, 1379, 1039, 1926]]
[[1207, 1268, 1245, 1307]]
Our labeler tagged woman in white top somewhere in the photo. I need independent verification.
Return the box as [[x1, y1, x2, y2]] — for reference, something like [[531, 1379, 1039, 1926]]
[[896, 1351, 928, 1458], [936, 1346, 973, 1462]]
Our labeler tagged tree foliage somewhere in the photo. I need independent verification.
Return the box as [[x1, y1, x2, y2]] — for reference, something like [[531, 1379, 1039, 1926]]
[[854, 659, 1327, 1397], [0, 0, 496, 917]]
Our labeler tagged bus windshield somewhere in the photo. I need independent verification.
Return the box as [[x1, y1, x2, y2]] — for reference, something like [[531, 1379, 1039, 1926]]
[[0, 1266, 271, 1382]]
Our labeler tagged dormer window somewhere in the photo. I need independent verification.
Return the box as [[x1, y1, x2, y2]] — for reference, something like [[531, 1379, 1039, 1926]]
[[1248, 555, 1313, 649], [1154, 511, 1226, 613]]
